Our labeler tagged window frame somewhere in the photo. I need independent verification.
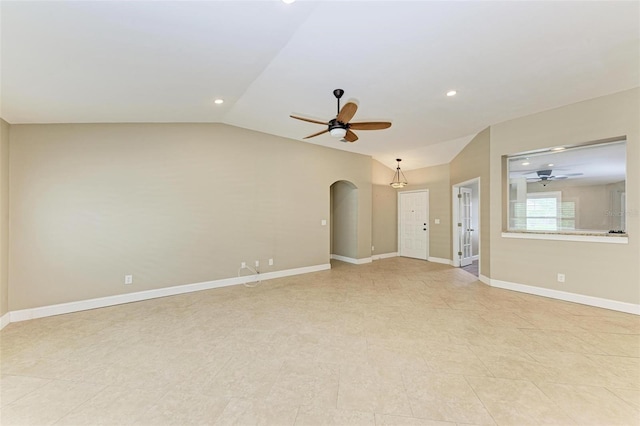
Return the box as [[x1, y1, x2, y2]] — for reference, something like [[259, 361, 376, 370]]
[[503, 137, 627, 243]]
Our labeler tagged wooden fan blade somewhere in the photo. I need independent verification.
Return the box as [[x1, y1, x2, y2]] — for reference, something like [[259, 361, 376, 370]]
[[344, 130, 358, 142], [303, 128, 330, 139], [349, 121, 392, 130], [290, 115, 328, 125], [337, 102, 358, 123]]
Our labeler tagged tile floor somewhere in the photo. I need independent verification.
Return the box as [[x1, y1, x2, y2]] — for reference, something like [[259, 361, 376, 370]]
[[1, 257, 639, 425], [460, 261, 478, 278]]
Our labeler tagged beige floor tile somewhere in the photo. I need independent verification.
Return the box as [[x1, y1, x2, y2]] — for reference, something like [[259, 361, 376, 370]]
[[0, 379, 105, 425], [537, 381, 640, 425], [214, 397, 299, 425], [402, 370, 494, 424], [337, 363, 413, 416], [571, 331, 640, 358], [374, 413, 455, 425], [470, 348, 556, 383], [136, 390, 230, 425], [518, 329, 608, 355], [465, 376, 576, 425], [608, 387, 640, 409], [1, 257, 639, 425], [200, 355, 283, 399], [422, 344, 492, 376], [0, 375, 52, 407], [55, 385, 167, 425], [265, 360, 339, 408], [529, 350, 639, 389], [294, 405, 376, 425], [366, 339, 430, 371]]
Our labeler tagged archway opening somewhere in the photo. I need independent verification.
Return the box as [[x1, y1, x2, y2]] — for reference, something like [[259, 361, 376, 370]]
[[330, 180, 358, 263]]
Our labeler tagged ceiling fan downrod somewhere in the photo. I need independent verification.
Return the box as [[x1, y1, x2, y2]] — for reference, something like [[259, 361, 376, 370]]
[[333, 89, 344, 116]]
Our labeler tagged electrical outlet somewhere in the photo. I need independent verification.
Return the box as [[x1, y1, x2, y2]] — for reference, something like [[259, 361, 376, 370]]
[[268, 258, 273, 266], [241, 262, 246, 269], [124, 275, 133, 285], [557, 273, 565, 283], [372, 245, 375, 251], [255, 260, 259, 267]]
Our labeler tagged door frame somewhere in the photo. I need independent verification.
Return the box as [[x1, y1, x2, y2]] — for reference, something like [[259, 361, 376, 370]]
[[452, 178, 480, 270], [459, 187, 473, 267], [397, 189, 429, 260]]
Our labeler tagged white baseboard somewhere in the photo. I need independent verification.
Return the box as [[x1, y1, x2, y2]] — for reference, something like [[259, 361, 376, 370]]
[[0, 312, 10, 330], [372, 252, 398, 260], [8, 263, 331, 324], [428, 257, 453, 265], [489, 278, 640, 315], [479, 274, 491, 285], [330, 254, 372, 264], [471, 255, 479, 261]]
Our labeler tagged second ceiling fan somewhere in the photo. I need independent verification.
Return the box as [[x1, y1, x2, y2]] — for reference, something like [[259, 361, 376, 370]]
[[290, 89, 391, 143]]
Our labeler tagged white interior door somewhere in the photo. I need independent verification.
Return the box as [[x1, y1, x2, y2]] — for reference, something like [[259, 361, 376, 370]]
[[458, 187, 473, 267], [399, 190, 429, 260]]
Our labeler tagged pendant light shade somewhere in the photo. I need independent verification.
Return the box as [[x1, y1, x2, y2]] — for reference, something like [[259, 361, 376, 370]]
[[390, 158, 408, 188]]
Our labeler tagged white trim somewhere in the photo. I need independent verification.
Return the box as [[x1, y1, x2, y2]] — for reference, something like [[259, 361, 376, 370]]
[[428, 257, 452, 265], [479, 274, 491, 285], [471, 255, 479, 261], [502, 232, 628, 244], [0, 312, 10, 330], [330, 254, 372, 264], [489, 278, 640, 315], [8, 263, 331, 324], [452, 178, 481, 272], [372, 252, 398, 260]]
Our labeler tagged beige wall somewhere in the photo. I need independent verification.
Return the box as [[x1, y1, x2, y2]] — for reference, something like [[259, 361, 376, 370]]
[[9, 123, 373, 310], [0, 119, 9, 316], [527, 180, 624, 231], [450, 128, 491, 276], [402, 163, 451, 260], [490, 88, 639, 304], [371, 160, 397, 255]]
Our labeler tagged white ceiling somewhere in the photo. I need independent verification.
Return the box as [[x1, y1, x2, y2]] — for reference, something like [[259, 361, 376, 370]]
[[1, 1, 638, 171], [508, 141, 627, 186]]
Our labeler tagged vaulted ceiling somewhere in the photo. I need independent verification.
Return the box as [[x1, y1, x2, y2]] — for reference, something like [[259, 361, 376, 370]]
[[2, 1, 638, 170]]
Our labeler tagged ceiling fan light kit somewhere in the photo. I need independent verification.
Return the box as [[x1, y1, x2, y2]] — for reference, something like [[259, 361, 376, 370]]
[[290, 89, 392, 143], [390, 159, 408, 189]]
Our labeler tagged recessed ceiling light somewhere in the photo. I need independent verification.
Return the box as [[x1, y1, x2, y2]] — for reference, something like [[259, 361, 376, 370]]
[[548, 163, 554, 167], [282, 0, 296, 3], [551, 147, 565, 151], [446, 90, 457, 97], [214, 99, 224, 105], [521, 162, 530, 166]]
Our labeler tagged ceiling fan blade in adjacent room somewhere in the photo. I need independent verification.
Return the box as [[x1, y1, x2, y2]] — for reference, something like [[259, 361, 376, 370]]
[[349, 121, 392, 130], [290, 115, 328, 125], [303, 129, 330, 139], [336, 102, 358, 123], [344, 130, 358, 142]]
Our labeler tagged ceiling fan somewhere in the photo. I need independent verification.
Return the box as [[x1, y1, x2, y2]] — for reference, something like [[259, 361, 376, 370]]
[[290, 89, 391, 143], [525, 169, 583, 186]]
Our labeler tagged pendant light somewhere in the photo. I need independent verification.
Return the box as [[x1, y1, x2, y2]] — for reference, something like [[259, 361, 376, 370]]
[[390, 158, 408, 188]]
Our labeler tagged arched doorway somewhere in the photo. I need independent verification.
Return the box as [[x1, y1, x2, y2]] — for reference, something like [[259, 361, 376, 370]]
[[330, 180, 359, 263]]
